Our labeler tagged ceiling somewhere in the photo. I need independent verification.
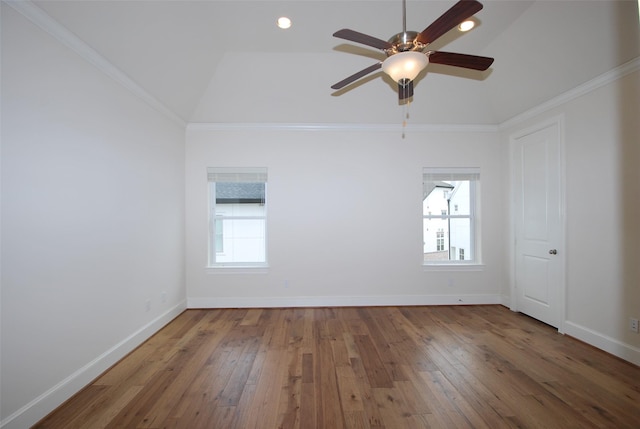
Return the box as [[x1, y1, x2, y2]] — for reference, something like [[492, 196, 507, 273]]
[[21, 0, 640, 125]]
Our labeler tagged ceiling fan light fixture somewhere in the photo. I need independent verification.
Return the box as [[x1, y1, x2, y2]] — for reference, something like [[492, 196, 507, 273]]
[[381, 51, 429, 83]]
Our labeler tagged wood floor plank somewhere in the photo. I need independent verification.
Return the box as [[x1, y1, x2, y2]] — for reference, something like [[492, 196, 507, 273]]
[[516, 392, 599, 429], [299, 375, 316, 429], [371, 387, 415, 429], [418, 370, 477, 429], [35, 306, 640, 428], [226, 380, 258, 429], [352, 334, 394, 388], [168, 345, 243, 422], [541, 379, 639, 428], [239, 308, 263, 326], [343, 411, 371, 429], [335, 365, 365, 413], [217, 338, 262, 407], [275, 344, 304, 429], [314, 337, 345, 429], [243, 349, 287, 429], [348, 357, 386, 429]]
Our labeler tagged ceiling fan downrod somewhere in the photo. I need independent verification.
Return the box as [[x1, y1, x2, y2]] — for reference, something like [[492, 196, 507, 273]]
[[388, 0, 425, 55], [402, 0, 407, 34]]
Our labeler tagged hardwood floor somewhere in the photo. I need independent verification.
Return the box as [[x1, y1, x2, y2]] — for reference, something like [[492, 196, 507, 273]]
[[35, 305, 640, 428]]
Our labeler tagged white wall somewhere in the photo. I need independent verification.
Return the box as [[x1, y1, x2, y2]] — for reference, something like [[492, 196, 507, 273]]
[[1, 2, 637, 427], [1, 5, 186, 427], [501, 66, 640, 364], [186, 125, 505, 308]]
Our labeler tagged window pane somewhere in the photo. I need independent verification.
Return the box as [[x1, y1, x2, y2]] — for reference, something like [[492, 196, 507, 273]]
[[423, 218, 450, 261], [423, 180, 471, 216], [450, 181, 471, 215], [216, 202, 266, 217], [423, 218, 472, 261], [449, 217, 472, 261], [215, 218, 266, 263], [423, 184, 453, 216], [215, 217, 223, 252]]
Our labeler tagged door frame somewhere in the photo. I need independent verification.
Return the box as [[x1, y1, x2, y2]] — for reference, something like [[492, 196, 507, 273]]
[[509, 115, 567, 333]]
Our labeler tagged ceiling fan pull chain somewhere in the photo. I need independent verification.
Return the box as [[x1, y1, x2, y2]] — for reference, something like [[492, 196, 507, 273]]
[[402, 100, 410, 139]]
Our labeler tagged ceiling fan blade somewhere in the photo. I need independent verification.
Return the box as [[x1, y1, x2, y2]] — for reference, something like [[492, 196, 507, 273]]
[[331, 62, 382, 90], [398, 80, 414, 101], [428, 51, 494, 70], [333, 29, 393, 50], [417, 0, 483, 45]]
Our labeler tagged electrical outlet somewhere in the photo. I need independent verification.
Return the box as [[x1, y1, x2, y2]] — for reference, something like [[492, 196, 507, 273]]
[[161, 292, 167, 303], [630, 318, 639, 333], [145, 299, 151, 312]]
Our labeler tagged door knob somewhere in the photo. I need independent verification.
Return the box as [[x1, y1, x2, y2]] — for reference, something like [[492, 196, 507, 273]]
[[549, 249, 557, 255]]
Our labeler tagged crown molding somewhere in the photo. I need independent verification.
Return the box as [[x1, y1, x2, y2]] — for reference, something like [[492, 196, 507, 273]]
[[186, 122, 499, 133], [187, 56, 639, 133], [5, 0, 186, 128], [499, 56, 640, 130]]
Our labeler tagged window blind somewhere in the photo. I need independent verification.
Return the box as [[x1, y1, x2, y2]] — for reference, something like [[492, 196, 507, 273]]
[[422, 167, 480, 182], [207, 167, 267, 183]]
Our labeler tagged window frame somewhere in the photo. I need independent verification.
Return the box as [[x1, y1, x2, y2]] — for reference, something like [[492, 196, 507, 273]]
[[207, 168, 268, 268], [422, 167, 480, 266]]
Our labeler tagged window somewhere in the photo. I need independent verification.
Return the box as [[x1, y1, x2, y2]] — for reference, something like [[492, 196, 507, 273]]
[[208, 168, 267, 267], [423, 168, 479, 264], [436, 229, 445, 251]]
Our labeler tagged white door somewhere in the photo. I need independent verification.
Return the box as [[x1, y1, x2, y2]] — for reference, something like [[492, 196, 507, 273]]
[[512, 120, 564, 329]]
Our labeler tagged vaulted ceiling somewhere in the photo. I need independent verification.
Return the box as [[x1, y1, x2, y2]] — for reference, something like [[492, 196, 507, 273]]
[[21, 1, 640, 125]]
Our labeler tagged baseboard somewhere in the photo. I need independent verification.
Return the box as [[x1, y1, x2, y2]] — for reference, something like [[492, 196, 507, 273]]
[[0, 300, 187, 429], [499, 294, 511, 307], [563, 321, 640, 367], [187, 294, 503, 309]]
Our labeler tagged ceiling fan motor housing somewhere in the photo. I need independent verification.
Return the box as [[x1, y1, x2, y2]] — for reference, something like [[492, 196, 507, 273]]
[[386, 31, 425, 56]]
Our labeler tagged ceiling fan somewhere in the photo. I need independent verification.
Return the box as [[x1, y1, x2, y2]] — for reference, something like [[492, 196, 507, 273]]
[[331, 0, 494, 102]]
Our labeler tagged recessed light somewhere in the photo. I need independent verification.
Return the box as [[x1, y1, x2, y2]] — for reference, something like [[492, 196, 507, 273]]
[[458, 20, 475, 32], [277, 16, 292, 29]]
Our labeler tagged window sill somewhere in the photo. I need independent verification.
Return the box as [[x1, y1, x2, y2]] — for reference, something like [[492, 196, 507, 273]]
[[206, 265, 269, 275], [423, 263, 484, 272]]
